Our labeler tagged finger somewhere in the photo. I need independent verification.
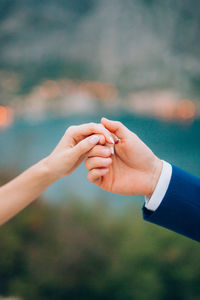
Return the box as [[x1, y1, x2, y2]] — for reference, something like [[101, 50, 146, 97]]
[[85, 157, 112, 171], [72, 135, 100, 159], [87, 168, 109, 184], [101, 117, 128, 139], [98, 137, 115, 154], [99, 134, 106, 145], [113, 133, 120, 143], [87, 145, 112, 158], [67, 123, 114, 144]]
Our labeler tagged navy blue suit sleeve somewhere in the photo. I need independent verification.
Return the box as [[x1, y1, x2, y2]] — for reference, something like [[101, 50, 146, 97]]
[[143, 165, 200, 242]]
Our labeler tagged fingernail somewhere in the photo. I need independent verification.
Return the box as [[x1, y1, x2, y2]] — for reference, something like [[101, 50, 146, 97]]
[[109, 136, 114, 144], [110, 146, 114, 155], [113, 135, 120, 142], [89, 135, 100, 144]]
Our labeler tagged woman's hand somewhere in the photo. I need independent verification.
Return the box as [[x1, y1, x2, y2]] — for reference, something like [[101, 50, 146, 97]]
[[85, 118, 162, 197], [0, 122, 115, 225], [44, 122, 115, 180]]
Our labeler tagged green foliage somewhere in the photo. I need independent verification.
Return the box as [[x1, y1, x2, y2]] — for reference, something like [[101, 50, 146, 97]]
[[0, 200, 199, 300]]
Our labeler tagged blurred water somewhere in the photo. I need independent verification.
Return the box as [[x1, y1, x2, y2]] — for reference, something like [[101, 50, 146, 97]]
[[0, 113, 200, 206]]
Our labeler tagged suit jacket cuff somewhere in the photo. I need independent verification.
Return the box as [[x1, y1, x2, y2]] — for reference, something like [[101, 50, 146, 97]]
[[143, 165, 200, 242]]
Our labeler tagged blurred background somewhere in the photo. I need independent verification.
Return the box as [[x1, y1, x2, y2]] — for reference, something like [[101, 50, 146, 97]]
[[0, 0, 200, 299]]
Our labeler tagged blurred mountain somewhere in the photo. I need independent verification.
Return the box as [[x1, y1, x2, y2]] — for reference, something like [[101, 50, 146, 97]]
[[0, 0, 200, 96]]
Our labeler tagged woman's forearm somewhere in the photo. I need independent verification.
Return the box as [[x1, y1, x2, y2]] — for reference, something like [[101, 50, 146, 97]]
[[0, 158, 56, 225]]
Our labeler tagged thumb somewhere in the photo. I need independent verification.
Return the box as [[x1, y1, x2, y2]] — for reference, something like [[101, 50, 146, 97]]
[[101, 117, 128, 139], [73, 135, 100, 159]]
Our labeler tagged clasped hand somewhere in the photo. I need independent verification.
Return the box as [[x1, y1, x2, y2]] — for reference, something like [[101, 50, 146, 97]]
[[0, 117, 162, 226], [46, 118, 162, 197]]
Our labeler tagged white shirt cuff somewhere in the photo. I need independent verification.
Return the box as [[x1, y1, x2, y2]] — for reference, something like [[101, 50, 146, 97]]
[[145, 161, 172, 211]]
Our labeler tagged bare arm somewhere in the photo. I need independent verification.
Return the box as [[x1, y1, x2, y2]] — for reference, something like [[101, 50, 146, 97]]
[[0, 159, 57, 225]]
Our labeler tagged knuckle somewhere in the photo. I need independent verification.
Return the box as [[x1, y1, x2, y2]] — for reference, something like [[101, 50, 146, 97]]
[[66, 125, 75, 133], [87, 170, 95, 181], [84, 159, 89, 169], [89, 122, 96, 129], [102, 126, 108, 134], [98, 123, 104, 129], [87, 172, 91, 181]]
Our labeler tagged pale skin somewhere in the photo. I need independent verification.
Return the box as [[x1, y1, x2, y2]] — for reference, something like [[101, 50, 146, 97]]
[[85, 118, 163, 197], [0, 123, 115, 226]]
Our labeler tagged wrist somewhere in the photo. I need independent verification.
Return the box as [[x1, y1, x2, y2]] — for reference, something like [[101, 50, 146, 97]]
[[147, 157, 163, 198], [38, 157, 61, 183]]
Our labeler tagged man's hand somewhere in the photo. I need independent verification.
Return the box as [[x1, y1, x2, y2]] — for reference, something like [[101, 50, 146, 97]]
[[85, 118, 163, 197]]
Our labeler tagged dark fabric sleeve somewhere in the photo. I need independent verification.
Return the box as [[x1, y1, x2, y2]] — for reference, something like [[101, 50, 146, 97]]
[[143, 165, 200, 242]]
